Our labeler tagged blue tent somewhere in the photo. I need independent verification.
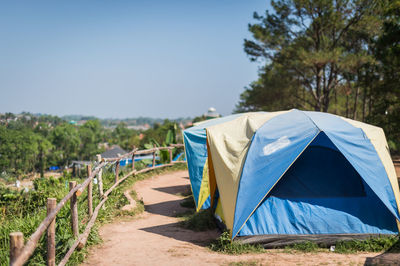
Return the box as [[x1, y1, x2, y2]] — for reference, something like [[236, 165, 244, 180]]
[[204, 110, 400, 242]]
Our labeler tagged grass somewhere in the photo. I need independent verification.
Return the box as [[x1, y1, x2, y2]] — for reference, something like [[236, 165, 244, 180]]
[[334, 236, 400, 253], [0, 163, 187, 266], [209, 231, 265, 255], [284, 241, 321, 253], [209, 232, 400, 255], [282, 236, 400, 254]]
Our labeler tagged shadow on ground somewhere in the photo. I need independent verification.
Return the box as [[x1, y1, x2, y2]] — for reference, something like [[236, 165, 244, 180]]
[[139, 178, 219, 246], [153, 184, 191, 196], [365, 239, 400, 265], [145, 199, 189, 217], [139, 222, 217, 247]]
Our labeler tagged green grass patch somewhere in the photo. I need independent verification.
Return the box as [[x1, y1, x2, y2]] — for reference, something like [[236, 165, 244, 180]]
[[210, 234, 400, 255], [282, 236, 400, 254], [209, 231, 265, 255], [334, 236, 400, 253], [284, 241, 320, 253]]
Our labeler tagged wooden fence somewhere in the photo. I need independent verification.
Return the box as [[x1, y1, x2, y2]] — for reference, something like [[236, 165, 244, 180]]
[[9, 144, 185, 266]]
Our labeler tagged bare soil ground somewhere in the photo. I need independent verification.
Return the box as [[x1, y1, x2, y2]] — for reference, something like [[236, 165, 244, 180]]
[[83, 170, 385, 266]]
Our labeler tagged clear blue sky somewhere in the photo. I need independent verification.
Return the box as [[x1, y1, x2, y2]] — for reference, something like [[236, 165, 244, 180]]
[[0, 0, 270, 118]]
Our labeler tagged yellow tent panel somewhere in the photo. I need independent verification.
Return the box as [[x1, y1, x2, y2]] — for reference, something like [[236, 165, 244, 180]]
[[206, 111, 288, 233]]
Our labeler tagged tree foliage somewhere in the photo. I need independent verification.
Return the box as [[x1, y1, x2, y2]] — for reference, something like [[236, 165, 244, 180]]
[[239, 0, 383, 114], [0, 114, 180, 178], [239, 0, 400, 152], [367, 0, 400, 151]]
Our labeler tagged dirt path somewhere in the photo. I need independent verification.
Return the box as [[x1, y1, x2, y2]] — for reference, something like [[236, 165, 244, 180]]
[[83, 170, 383, 266]]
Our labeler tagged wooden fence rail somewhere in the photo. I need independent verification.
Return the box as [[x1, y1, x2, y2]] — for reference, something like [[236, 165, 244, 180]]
[[9, 144, 184, 266]]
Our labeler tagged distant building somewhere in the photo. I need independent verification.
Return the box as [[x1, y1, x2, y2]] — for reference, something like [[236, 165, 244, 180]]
[[127, 124, 150, 131], [100, 145, 127, 159], [204, 107, 220, 119]]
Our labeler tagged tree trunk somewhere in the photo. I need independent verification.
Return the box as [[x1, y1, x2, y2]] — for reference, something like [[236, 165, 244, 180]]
[[323, 95, 330, 112], [362, 86, 367, 122], [334, 89, 338, 114], [353, 86, 360, 120], [369, 94, 373, 117]]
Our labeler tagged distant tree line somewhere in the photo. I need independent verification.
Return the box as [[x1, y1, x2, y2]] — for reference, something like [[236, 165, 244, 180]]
[[237, 0, 400, 152], [0, 113, 180, 178], [61, 114, 191, 128]]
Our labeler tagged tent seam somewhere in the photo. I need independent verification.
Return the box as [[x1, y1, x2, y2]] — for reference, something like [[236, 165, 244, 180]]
[[301, 110, 321, 131]]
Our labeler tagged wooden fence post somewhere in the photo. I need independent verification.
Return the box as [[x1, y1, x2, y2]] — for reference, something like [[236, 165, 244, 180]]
[[69, 181, 79, 237], [169, 147, 173, 164], [87, 165, 93, 217], [96, 155, 104, 198], [115, 161, 120, 183], [152, 145, 156, 167], [47, 198, 56, 266], [10, 232, 24, 265]]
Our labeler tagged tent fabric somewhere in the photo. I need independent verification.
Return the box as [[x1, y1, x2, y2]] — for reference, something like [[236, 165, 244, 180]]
[[202, 109, 400, 239], [341, 117, 400, 229], [197, 160, 210, 212], [232, 110, 320, 237], [238, 132, 398, 236], [303, 112, 400, 221], [207, 139, 218, 208], [183, 114, 242, 210], [206, 111, 288, 231]]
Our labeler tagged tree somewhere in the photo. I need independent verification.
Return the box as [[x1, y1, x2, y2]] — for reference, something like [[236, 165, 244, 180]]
[[49, 123, 80, 166], [79, 120, 103, 160], [110, 122, 140, 151], [367, 0, 400, 151], [236, 64, 301, 112], [140, 120, 177, 148], [37, 136, 53, 177], [0, 127, 48, 175], [240, 0, 383, 114]]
